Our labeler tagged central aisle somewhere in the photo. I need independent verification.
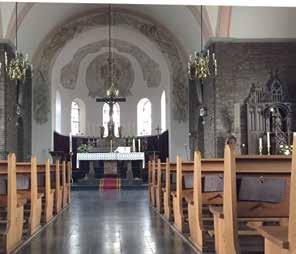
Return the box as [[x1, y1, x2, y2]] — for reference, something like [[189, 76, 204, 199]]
[[19, 190, 197, 254]]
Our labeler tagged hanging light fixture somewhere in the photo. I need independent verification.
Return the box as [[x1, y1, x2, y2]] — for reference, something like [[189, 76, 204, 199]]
[[106, 4, 119, 98], [3, 2, 31, 81], [188, 5, 217, 80]]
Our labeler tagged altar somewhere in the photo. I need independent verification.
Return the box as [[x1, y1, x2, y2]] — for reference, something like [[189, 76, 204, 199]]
[[77, 152, 145, 178], [76, 152, 145, 168]]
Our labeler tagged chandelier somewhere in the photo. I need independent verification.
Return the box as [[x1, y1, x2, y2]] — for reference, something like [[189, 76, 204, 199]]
[[3, 2, 31, 81], [106, 4, 119, 98], [188, 5, 217, 80]]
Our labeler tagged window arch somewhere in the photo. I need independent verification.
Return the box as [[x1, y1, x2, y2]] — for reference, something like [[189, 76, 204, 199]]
[[137, 98, 152, 136], [103, 103, 120, 137], [161, 90, 166, 132], [71, 100, 80, 135], [55, 90, 61, 133]]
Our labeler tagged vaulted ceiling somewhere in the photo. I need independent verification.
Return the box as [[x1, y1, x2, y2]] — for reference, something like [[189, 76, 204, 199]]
[[1, 3, 296, 61]]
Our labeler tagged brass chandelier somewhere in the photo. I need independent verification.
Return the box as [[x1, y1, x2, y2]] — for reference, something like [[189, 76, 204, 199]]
[[3, 2, 31, 81], [188, 5, 217, 80], [106, 4, 119, 98]]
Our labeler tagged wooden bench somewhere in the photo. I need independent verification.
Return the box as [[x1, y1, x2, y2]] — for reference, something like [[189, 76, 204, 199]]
[[186, 152, 224, 251], [51, 161, 62, 214], [61, 161, 68, 209], [66, 161, 72, 204], [163, 160, 176, 221], [37, 160, 55, 223], [150, 160, 157, 208], [249, 135, 296, 254], [0, 154, 26, 253], [148, 161, 152, 206], [16, 157, 44, 236], [209, 144, 292, 254], [171, 157, 194, 232], [155, 159, 166, 213]]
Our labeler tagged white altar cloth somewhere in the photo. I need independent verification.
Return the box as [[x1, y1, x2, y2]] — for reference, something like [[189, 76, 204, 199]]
[[76, 152, 145, 168]]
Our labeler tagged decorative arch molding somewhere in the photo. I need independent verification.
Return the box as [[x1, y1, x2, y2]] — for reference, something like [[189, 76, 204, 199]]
[[60, 39, 161, 92], [32, 7, 187, 125]]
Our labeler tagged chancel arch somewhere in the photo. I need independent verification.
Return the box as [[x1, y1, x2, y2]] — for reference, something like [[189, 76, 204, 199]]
[[31, 7, 189, 161]]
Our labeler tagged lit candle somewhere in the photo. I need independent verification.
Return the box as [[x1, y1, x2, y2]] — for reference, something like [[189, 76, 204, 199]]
[[267, 132, 271, 155]]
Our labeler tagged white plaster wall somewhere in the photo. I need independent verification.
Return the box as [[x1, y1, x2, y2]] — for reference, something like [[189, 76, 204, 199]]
[[32, 19, 190, 163], [231, 6, 296, 38], [45, 25, 188, 163]]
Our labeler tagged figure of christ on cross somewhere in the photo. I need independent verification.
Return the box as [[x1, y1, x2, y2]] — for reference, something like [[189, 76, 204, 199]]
[[96, 88, 126, 138]]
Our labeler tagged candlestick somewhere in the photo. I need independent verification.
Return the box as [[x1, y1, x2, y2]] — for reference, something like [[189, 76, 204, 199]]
[[259, 137, 263, 155], [138, 139, 141, 152], [69, 133, 72, 153], [267, 132, 271, 155], [132, 138, 136, 152]]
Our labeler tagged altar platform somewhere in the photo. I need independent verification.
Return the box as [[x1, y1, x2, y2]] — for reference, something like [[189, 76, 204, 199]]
[[72, 152, 148, 190]]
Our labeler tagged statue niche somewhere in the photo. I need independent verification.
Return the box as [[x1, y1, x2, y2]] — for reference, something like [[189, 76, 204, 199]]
[[245, 71, 295, 154]]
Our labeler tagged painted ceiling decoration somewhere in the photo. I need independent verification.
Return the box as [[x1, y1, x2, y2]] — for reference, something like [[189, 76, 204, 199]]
[[32, 8, 187, 124], [85, 52, 134, 98], [60, 39, 161, 92]]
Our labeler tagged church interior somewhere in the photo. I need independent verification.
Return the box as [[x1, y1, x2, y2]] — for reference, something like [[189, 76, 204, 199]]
[[1, 1, 296, 253]]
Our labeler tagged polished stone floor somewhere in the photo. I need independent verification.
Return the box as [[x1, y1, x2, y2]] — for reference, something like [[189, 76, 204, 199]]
[[19, 190, 197, 254]]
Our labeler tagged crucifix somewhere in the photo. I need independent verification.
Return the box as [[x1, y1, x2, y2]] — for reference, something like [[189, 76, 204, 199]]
[[96, 85, 126, 138], [155, 125, 162, 135], [96, 5, 126, 138]]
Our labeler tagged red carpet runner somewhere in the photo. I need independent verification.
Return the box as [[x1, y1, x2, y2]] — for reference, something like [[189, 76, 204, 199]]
[[99, 178, 121, 190]]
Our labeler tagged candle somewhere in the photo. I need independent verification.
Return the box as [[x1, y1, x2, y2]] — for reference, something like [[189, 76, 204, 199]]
[[132, 138, 136, 152], [267, 132, 271, 155], [69, 133, 72, 153], [259, 137, 263, 155], [138, 139, 141, 152], [110, 139, 113, 152]]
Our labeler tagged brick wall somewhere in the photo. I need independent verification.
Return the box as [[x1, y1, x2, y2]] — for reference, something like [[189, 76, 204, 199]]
[[0, 42, 32, 160], [190, 40, 296, 157]]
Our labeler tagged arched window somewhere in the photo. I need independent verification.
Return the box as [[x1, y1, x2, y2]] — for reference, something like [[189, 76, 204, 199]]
[[71, 100, 80, 135], [55, 90, 61, 133], [137, 98, 152, 136], [161, 90, 166, 132], [103, 103, 120, 137]]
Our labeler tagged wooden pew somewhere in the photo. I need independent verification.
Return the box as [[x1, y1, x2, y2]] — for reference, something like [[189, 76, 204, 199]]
[[17, 157, 44, 235], [150, 160, 156, 208], [148, 161, 152, 205], [52, 161, 62, 214], [250, 135, 296, 254], [209, 144, 292, 254], [61, 161, 68, 208], [67, 161, 72, 204], [171, 156, 194, 232], [0, 154, 26, 253], [186, 152, 224, 251], [155, 159, 166, 213], [37, 160, 55, 223], [163, 159, 176, 221]]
